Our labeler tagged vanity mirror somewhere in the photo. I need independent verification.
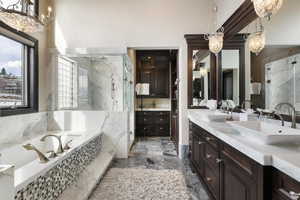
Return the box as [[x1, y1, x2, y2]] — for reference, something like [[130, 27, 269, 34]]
[[241, 0, 300, 117], [192, 50, 211, 107], [221, 49, 241, 106]]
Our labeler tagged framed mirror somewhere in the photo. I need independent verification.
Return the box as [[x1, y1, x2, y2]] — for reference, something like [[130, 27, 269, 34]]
[[220, 49, 241, 106], [191, 50, 211, 107]]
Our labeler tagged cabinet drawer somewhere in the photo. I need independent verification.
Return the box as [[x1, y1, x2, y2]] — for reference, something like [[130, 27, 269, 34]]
[[136, 116, 153, 125], [154, 111, 170, 116], [136, 125, 154, 133], [155, 115, 170, 124], [273, 170, 300, 200], [221, 143, 259, 179], [205, 143, 220, 169], [203, 132, 219, 149], [205, 163, 219, 200]]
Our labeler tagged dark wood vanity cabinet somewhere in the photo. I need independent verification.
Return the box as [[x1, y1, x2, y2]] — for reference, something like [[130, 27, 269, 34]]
[[136, 111, 170, 137], [136, 51, 170, 98], [189, 121, 268, 200], [272, 169, 300, 200]]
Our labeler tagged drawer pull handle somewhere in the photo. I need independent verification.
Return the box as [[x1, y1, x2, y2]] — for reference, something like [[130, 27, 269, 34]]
[[206, 154, 212, 159], [216, 158, 223, 163], [206, 177, 212, 182], [160, 127, 163, 130], [160, 119, 163, 121], [198, 141, 204, 145], [289, 191, 300, 200]]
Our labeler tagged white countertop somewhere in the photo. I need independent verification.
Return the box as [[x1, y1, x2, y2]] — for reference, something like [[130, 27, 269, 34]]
[[135, 108, 171, 111], [188, 110, 300, 182]]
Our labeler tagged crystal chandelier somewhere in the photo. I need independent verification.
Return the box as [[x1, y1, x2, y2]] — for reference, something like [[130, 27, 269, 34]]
[[205, 5, 224, 55], [0, 0, 53, 33], [251, 0, 283, 19], [205, 29, 224, 55], [248, 19, 266, 55]]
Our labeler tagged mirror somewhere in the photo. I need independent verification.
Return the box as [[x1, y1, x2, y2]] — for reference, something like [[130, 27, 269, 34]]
[[221, 50, 240, 106], [192, 50, 211, 107], [265, 53, 300, 111], [244, 0, 300, 112]]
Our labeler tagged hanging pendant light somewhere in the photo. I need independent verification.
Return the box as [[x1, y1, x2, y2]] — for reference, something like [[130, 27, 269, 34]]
[[206, 29, 224, 55], [251, 0, 283, 19], [248, 19, 266, 55], [205, 5, 224, 55], [0, 0, 53, 33]]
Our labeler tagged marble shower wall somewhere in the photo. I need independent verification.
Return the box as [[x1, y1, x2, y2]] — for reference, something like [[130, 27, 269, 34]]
[[71, 56, 124, 111], [265, 53, 300, 111]]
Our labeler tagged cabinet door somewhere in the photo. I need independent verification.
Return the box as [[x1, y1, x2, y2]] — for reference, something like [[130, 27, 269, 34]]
[[221, 153, 257, 200], [192, 133, 205, 176]]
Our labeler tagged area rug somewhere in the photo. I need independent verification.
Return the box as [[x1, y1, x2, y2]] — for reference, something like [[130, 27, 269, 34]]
[[89, 168, 190, 200]]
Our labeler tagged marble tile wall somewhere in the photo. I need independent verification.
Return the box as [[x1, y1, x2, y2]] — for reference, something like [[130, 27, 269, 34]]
[[0, 112, 48, 145], [69, 56, 124, 111]]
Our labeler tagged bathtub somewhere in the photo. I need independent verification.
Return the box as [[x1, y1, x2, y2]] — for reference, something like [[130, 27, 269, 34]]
[[0, 129, 103, 200], [0, 110, 129, 200], [0, 111, 107, 200]]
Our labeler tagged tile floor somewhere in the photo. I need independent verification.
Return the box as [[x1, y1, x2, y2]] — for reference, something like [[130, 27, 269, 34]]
[[90, 137, 209, 200]]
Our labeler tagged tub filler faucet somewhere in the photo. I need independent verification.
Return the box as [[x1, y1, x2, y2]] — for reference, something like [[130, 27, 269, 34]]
[[40, 135, 64, 154], [22, 144, 49, 163]]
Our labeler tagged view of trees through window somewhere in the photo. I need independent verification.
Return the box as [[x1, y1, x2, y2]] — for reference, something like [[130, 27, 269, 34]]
[[0, 35, 26, 108]]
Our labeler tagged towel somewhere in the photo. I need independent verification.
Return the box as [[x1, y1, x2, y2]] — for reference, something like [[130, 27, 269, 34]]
[[136, 83, 150, 95]]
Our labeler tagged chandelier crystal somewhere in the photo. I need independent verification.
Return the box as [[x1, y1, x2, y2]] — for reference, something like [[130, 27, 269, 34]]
[[207, 31, 224, 55], [0, 0, 52, 33], [247, 19, 266, 55], [251, 0, 283, 19]]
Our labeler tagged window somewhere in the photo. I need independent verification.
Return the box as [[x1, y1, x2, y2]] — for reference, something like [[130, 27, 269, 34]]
[[0, 23, 39, 116], [57, 57, 78, 109]]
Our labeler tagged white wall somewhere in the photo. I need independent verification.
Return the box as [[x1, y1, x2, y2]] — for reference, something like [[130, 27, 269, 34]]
[[241, 0, 300, 45], [215, 0, 245, 28], [264, 0, 300, 45], [52, 0, 214, 155]]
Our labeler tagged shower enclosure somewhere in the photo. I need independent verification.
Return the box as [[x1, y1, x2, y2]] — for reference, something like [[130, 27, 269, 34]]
[[49, 48, 135, 145]]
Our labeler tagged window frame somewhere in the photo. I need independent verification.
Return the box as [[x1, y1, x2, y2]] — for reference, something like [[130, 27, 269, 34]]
[[0, 22, 39, 117]]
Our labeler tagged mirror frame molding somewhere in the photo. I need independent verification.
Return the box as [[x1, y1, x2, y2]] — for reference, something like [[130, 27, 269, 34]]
[[185, 34, 247, 109], [184, 34, 217, 109]]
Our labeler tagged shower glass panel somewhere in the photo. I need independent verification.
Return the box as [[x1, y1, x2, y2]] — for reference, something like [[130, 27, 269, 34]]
[[123, 56, 134, 111]]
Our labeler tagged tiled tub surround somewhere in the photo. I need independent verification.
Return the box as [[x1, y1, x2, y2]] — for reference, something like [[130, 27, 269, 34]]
[[188, 110, 300, 182], [15, 134, 103, 200], [0, 110, 130, 200]]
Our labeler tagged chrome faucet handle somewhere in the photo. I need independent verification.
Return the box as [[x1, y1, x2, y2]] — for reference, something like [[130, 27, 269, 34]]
[[46, 150, 57, 158], [63, 140, 73, 151]]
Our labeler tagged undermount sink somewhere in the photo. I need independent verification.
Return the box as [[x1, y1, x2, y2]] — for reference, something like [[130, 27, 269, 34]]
[[228, 121, 300, 145]]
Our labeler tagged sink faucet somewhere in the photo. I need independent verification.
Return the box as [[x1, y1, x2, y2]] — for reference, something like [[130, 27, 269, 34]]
[[275, 103, 297, 129], [272, 112, 285, 127], [40, 135, 64, 154], [23, 144, 49, 163]]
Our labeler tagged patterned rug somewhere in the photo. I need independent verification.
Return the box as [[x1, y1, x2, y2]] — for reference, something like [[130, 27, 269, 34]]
[[89, 168, 190, 200]]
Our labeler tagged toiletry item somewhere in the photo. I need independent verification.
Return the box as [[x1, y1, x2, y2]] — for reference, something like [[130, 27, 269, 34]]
[[207, 100, 217, 110]]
